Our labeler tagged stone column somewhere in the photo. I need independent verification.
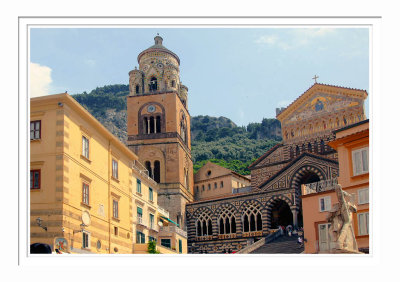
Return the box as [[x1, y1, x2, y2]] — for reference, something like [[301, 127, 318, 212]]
[[291, 208, 298, 228], [147, 118, 150, 134]]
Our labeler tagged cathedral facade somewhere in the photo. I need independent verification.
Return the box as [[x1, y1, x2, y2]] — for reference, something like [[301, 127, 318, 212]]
[[185, 83, 367, 254]]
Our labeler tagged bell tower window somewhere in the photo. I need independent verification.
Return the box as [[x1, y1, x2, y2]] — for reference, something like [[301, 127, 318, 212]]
[[149, 77, 157, 91], [171, 80, 176, 87], [135, 84, 140, 94]]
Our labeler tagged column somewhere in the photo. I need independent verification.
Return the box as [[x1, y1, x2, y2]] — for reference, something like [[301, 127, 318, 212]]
[[147, 118, 150, 134], [292, 208, 298, 229]]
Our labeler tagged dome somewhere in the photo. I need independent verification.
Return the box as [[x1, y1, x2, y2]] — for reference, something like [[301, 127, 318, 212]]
[[137, 35, 180, 65]]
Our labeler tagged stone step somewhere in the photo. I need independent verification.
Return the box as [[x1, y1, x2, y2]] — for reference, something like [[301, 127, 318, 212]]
[[250, 235, 304, 254]]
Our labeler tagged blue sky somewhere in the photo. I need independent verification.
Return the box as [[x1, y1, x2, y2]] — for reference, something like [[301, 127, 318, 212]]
[[30, 27, 369, 126]]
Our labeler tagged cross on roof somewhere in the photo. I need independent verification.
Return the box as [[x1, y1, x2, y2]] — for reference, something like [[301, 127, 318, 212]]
[[312, 75, 319, 83]]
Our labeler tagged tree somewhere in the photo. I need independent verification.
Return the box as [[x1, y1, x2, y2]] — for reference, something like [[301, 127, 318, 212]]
[[147, 240, 160, 254]]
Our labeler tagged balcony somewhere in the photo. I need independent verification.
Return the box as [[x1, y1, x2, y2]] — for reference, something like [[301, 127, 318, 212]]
[[302, 177, 338, 196], [136, 216, 147, 227], [159, 225, 187, 238], [157, 206, 169, 218]]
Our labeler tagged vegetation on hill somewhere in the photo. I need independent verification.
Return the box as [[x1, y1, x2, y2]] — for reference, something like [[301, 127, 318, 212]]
[[72, 84, 281, 175]]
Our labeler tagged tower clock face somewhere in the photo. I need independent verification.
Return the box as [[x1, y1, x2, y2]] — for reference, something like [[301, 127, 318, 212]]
[[156, 63, 164, 69], [147, 105, 156, 113]]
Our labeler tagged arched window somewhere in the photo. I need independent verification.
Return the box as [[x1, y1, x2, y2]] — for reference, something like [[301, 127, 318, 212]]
[[242, 204, 262, 233], [308, 142, 312, 152], [135, 84, 140, 94], [301, 144, 305, 153], [180, 114, 187, 144], [314, 140, 318, 153], [145, 161, 152, 179], [149, 116, 155, 133], [218, 207, 236, 235], [156, 116, 161, 133], [343, 116, 347, 125], [320, 140, 325, 153], [289, 147, 294, 159], [296, 145, 300, 156], [149, 77, 157, 91], [171, 80, 176, 88], [196, 210, 213, 237], [154, 161, 160, 183], [143, 117, 148, 134]]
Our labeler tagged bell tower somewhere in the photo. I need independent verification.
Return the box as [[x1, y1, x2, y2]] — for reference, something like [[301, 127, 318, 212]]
[[127, 35, 193, 229]]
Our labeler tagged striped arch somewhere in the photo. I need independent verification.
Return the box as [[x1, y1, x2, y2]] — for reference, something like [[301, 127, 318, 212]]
[[265, 195, 294, 229], [289, 165, 326, 190]]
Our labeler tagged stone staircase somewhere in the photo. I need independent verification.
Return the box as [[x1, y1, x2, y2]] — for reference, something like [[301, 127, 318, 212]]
[[250, 234, 304, 254]]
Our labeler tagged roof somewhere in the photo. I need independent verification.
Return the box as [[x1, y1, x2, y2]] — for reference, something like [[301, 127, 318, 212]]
[[31, 93, 138, 161], [248, 143, 283, 169], [137, 35, 180, 65], [333, 119, 369, 134], [257, 152, 338, 189], [276, 83, 368, 120]]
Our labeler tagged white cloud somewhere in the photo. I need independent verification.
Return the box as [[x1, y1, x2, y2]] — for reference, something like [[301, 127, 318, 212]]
[[30, 62, 52, 97], [255, 28, 335, 50]]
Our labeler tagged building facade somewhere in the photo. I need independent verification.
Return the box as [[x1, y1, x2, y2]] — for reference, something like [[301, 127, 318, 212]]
[[30, 93, 187, 254], [127, 35, 194, 229], [186, 83, 368, 254], [194, 162, 251, 201], [301, 119, 369, 253]]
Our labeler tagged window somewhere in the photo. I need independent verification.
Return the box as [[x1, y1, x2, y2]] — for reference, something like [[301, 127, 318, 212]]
[[82, 231, 90, 249], [202, 185, 205, 191], [137, 207, 143, 224], [149, 77, 157, 91], [135, 84, 139, 94], [112, 159, 118, 179], [358, 212, 369, 236], [113, 200, 119, 219], [196, 186, 199, 193], [82, 183, 89, 205], [352, 147, 369, 176], [220, 181, 224, 188], [171, 80, 176, 88], [149, 236, 156, 242], [136, 231, 145, 244], [208, 184, 211, 190], [149, 187, 153, 202], [30, 121, 41, 140], [161, 239, 171, 248], [178, 239, 182, 253], [149, 214, 155, 229], [82, 136, 89, 159], [114, 226, 118, 236], [30, 169, 41, 189], [319, 196, 331, 212], [137, 179, 142, 193], [358, 188, 369, 205], [214, 182, 217, 189], [154, 161, 160, 183]]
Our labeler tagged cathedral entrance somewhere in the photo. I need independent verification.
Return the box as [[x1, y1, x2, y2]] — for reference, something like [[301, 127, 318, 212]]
[[269, 200, 293, 229], [296, 171, 321, 228]]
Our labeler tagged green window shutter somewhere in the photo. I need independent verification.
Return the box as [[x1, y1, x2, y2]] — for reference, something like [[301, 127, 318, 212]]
[[137, 206, 143, 215]]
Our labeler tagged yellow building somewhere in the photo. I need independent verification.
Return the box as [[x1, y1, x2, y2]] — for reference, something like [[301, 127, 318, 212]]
[[30, 93, 187, 254]]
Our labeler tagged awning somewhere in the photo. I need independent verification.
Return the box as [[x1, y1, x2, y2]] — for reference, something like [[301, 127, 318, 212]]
[[161, 216, 179, 227]]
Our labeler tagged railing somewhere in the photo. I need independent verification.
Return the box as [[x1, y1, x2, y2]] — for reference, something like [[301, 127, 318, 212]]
[[302, 177, 338, 196], [159, 225, 187, 238], [157, 206, 169, 218], [236, 229, 281, 254], [132, 160, 157, 185], [137, 216, 146, 227]]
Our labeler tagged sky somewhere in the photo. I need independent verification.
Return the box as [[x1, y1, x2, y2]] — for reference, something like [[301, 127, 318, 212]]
[[30, 27, 369, 126]]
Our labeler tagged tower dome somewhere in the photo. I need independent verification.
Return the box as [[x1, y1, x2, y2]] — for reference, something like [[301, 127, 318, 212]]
[[137, 35, 180, 65]]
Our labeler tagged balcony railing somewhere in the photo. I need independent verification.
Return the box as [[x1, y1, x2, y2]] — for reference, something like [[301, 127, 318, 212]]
[[159, 225, 187, 238], [136, 216, 146, 227], [157, 206, 169, 218], [302, 177, 338, 196]]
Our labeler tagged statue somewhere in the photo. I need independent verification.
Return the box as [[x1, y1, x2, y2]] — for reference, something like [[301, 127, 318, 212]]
[[325, 184, 360, 253]]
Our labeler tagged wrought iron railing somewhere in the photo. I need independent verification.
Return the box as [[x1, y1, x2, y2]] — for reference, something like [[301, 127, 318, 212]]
[[302, 177, 338, 195], [159, 225, 187, 238]]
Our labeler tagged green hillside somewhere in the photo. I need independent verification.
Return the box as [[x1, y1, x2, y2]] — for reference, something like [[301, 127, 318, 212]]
[[72, 84, 281, 175]]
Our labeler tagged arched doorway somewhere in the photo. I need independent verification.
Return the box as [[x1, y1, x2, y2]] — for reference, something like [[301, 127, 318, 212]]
[[295, 170, 321, 227], [269, 200, 292, 229]]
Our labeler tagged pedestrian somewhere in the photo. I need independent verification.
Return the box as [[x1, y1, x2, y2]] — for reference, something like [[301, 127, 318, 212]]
[[297, 236, 303, 248], [280, 225, 284, 235]]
